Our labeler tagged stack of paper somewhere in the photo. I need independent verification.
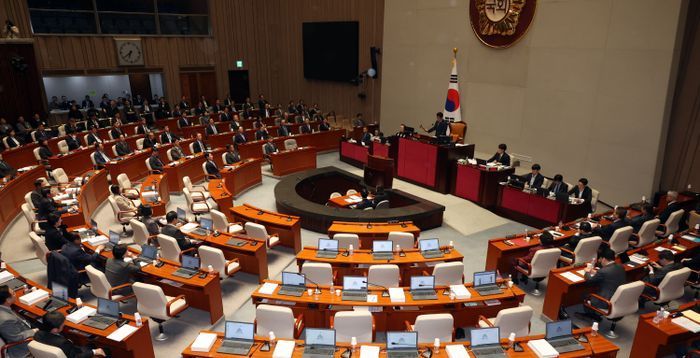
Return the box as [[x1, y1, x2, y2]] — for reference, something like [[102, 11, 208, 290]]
[[258, 283, 278, 295], [682, 309, 700, 323], [360, 345, 380, 358], [445, 344, 468, 358], [107, 324, 138, 342], [189, 332, 218, 352], [60, 199, 78, 206], [681, 235, 700, 243], [85, 235, 108, 246], [272, 340, 296, 358], [142, 191, 158, 198], [450, 285, 471, 299], [560, 271, 584, 283], [672, 317, 700, 333], [0, 270, 15, 284], [19, 289, 49, 305], [527, 339, 559, 358], [388, 287, 405, 303], [66, 306, 97, 324], [180, 223, 199, 233]]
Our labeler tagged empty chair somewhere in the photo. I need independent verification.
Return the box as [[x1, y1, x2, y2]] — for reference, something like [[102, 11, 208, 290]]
[[117, 174, 140, 199], [367, 264, 400, 288], [183, 188, 210, 219], [688, 210, 700, 229], [515, 248, 561, 295], [183, 176, 211, 199], [583, 281, 645, 338], [29, 231, 49, 265], [244, 222, 280, 248], [198, 246, 240, 279], [301, 262, 334, 286], [255, 304, 304, 339], [374, 200, 390, 209], [210, 209, 243, 233], [22, 203, 44, 234], [406, 313, 454, 343], [27, 341, 67, 358], [132, 282, 189, 341], [332, 311, 374, 343], [590, 188, 600, 212], [130, 219, 154, 247], [559, 236, 602, 266], [346, 189, 357, 196], [107, 195, 135, 235], [329, 192, 342, 199], [57, 140, 69, 154], [157, 234, 195, 262], [51, 168, 69, 184], [333, 233, 359, 249], [433, 262, 464, 286], [478, 305, 534, 338], [85, 265, 134, 301], [641, 267, 692, 307], [284, 138, 298, 150], [136, 138, 145, 150], [607, 226, 633, 255], [631, 219, 660, 248], [387, 231, 414, 249], [658, 210, 684, 237]]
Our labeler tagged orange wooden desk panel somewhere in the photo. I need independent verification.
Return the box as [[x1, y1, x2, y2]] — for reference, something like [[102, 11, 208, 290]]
[[328, 221, 420, 249], [270, 146, 317, 176], [105, 150, 151, 180], [630, 301, 699, 358], [0, 166, 45, 233], [162, 148, 224, 193], [3, 142, 40, 169], [208, 179, 234, 214], [296, 246, 464, 284], [139, 174, 170, 216], [238, 137, 287, 160], [5, 264, 155, 358], [230, 204, 302, 253], [186, 229, 269, 282], [221, 157, 263, 197], [327, 193, 374, 208], [61, 169, 110, 227], [251, 280, 525, 330], [294, 129, 346, 151]]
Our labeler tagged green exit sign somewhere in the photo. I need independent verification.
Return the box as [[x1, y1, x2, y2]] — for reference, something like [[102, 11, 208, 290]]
[[236, 60, 243, 68]]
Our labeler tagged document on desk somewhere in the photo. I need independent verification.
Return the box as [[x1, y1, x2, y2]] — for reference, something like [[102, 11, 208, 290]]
[[180, 223, 199, 233], [560, 271, 584, 283], [190, 332, 218, 352], [388, 288, 406, 303], [84, 235, 108, 246], [445, 344, 468, 358], [671, 317, 700, 333], [272, 340, 296, 358], [681, 234, 700, 242], [527, 339, 558, 358], [106, 324, 137, 342], [0, 270, 15, 284], [682, 310, 700, 323], [360, 345, 380, 358], [654, 246, 677, 254], [258, 282, 278, 295]]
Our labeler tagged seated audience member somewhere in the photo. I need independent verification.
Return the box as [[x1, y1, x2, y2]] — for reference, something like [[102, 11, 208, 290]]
[[594, 207, 629, 241], [93, 143, 110, 168], [110, 121, 124, 140], [4, 129, 22, 148], [160, 125, 177, 144], [0, 153, 15, 178], [263, 137, 278, 157], [658, 190, 682, 224], [224, 144, 241, 165], [487, 143, 510, 166], [640, 250, 682, 303], [139, 205, 160, 236], [30, 178, 46, 209], [135, 118, 150, 135], [44, 213, 73, 251], [319, 117, 331, 131], [85, 126, 103, 145], [569, 178, 592, 203], [255, 125, 270, 141], [372, 186, 389, 208], [38, 139, 53, 161], [354, 189, 374, 210], [192, 133, 206, 153], [516, 231, 556, 279], [35, 311, 106, 357], [581, 248, 625, 319], [277, 119, 291, 137], [162, 211, 196, 250], [33, 123, 50, 143], [300, 118, 313, 134], [0, 285, 36, 358], [204, 152, 221, 179], [522, 164, 544, 189], [148, 149, 164, 173], [233, 128, 247, 145], [562, 221, 595, 257], [115, 135, 133, 156], [105, 244, 140, 294], [110, 185, 137, 220], [37, 187, 67, 220], [205, 118, 218, 136], [61, 233, 103, 272], [170, 139, 186, 161], [178, 113, 191, 128], [65, 132, 81, 151], [360, 126, 372, 147], [629, 203, 655, 233], [142, 132, 158, 150]]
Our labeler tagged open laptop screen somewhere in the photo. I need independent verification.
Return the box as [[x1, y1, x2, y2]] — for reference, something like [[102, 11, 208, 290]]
[[177, 207, 186, 221], [372, 240, 392, 253], [140, 245, 157, 259], [318, 239, 339, 251], [470, 327, 500, 347], [418, 238, 439, 252], [200, 218, 213, 231], [387, 332, 417, 350], [343, 276, 367, 291], [52, 283, 68, 301], [546, 320, 573, 340], [224, 321, 254, 341], [306, 328, 335, 347], [474, 271, 496, 287], [410, 276, 434, 291], [97, 298, 119, 318], [182, 255, 200, 270], [281, 272, 306, 287]]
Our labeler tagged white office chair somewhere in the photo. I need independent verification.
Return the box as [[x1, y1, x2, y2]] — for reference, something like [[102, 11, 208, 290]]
[[367, 264, 400, 287], [51, 168, 69, 184], [329, 192, 342, 199], [30, 131, 38, 143], [28, 341, 67, 358], [631, 219, 660, 248], [658, 210, 684, 237], [107, 195, 136, 236], [387, 231, 414, 249], [641, 267, 692, 307], [29, 232, 49, 265], [183, 188, 210, 220], [583, 281, 645, 339], [157, 234, 194, 262], [57, 124, 66, 137], [284, 138, 298, 150], [24, 192, 36, 211], [210, 209, 243, 233], [301, 262, 334, 286], [375, 200, 390, 209], [515, 248, 561, 295], [688, 211, 700, 230], [111, 145, 119, 157], [407, 314, 454, 343], [167, 148, 175, 162], [478, 305, 534, 338], [220, 152, 229, 164], [132, 282, 189, 341], [244, 222, 280, 248], [32, 147, 42, 162], [332, 311, 374, 343], [255, 304, 304, 339], [183, 176, 211, 199], [82, 134, 91, 146], [607, 226, 633, 255], [89, 152, 98, 167], [333, 233, 359, 249], [117, 173, 140, 199], [590, 188, 600, 212], [198, 246, 240, 279], [1, 137, 9, 149], [346, 189, 358, 196], [57, 140, 69, 154], [130, 218, 154, 247], [542, 178, 552, 189], [144, 158, 154, 173], [559, 236, 602, 266], [188, 142, 196, 154], [136, 138, 145, 150], [433, 262, 464, 286], [22, 203, 44, 234], [85, 265, 134, 301]]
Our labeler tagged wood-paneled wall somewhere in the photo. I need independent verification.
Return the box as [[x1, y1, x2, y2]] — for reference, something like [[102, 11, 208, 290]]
[[1, 0, 383, 122]]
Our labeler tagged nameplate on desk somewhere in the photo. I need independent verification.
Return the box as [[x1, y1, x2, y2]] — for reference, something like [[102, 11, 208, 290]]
[[106, 324, 137, 342]]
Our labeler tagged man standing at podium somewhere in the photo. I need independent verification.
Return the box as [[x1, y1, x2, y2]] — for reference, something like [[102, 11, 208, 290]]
[[420, 112, 448, 137]]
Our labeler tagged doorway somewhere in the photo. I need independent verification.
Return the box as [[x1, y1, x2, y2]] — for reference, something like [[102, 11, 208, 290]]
[[228, 70, 250, 104]]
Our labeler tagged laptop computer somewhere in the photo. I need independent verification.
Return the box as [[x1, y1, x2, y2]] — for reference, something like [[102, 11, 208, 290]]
[[172, 255, 200, 278], [102, 230, 121, 252], [409, 275, 438, 300], [303, 328, 336, 358], [79, 219, 99, 239], [177, 207, 188, 224], [132, 244, 158, 266], [216, 321, 255, 355], [545, 320, 584, 353], [419, 238, 443, 259], [43, 282, 70, 312], [83, 298, 120, 330], [277, 272, 306, 297], [192, 218, 213, 236], [316, 238, 339, 259], [386, 331, 418, 358], [473, 271, 503, 296], [469, 327, 505, 357], [341, 276, 368, 301], [372, 240, 394, 260]]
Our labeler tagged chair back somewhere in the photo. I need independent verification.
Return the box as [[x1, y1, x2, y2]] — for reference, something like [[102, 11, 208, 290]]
[[413, 313, 454, 343], [198, 246, 227, 277], [607, 281, 645, 319], [111, 145, 119, 157], [245, 222, 268, 240], [57, 140, 69, 154], [375, 200, 390, 209], [136, 138, 145, 150], [284, 139, 297, 150], [132, 282, 170, 320], [183, 176, 195, 191], [130, 219, 150, 246], [201, 162, 208, 178], [189, 142, 195, 153], [529, 248, 561, 278], [107, 196, 123, 222], [167, 148, 174, 161], [664, 210, 684, 236], [157, 234, 181, 262], [57, 125, 66, 137], [33, 147, 41, 161], [333, 311, 373, 343], [573, 236, 603, 264], [117, 173, 133, 189], [432, 262, 464, 286], [367, 264, 400, 287], [51, 168, 69, 184], [83, 134, 90, 146], [28, 341, 67, 358], [329, 192, 342, 199], [210, 209, 230, 231], [387, 231, 414, 248], [334, 233, 359, 249], [590, 188, 600, 212], [609, 226, 633, 255], [85, 265, 111, 299], [255, 304, 295, 339], [635, 219, 660, 247], [346, 189, 357, 196], [22, 203, 37, 231], [90, 152, 97, 166], [24, 192, 35, 210], [688, 211, 700, 230], [492, 306, 533, 338], [145, 158, 152, 171], [655, 267, 692, 304], [221, 152, 228, 164], [29, 231, 49, 265], [1, 137, 7, 148], [448, 122, 466, 143], [301, 262, 333, 286]]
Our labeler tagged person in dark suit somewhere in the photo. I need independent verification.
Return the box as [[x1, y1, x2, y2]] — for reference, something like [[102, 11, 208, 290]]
[[372, 186, 389, 208], [263, 138, 278, 157], [548, 174, 567, 195], [562, 221, 595, 258], [256, 125, 270, 141], [160, 126, 177, 144], [629, 203, 655, 233], [487, 143, 511, 166], [516, 231, 556, 277], [219, 107, 233, 122], [65, 118, 79, 135], [360, 126, 372, 147], [14, 117, 32, 141], [179, 96, 190, 110], [109, 122, 124, 140], [319, 117, 331, 131], [204, 152, 221, 179], [0, 286, 36, 358], [277, 120, 291, 137], [105, 244, 140, 294], [85, 126, 102, 146], [162, 211, 196, 250], [581, 248, 625, 318], [81, 95, 94, 109], [595, 207, 629, 241], [139, 205, 160, 236], [85, 114, 100, 131], [33, 123, 49, 143], [93, 143, 110, 168], [115, 135, 133, 157], [61, 234, 103, 272], [522, 164, 544, 189], [135, 118, 150, 135], [178, 115, 191, 128], [66, 133, 81, 151], [224, 144, 241, 165], [354, 189, 374, 210], [38, 139, 53, 161], [211, 99, 224, 113], [0, 154, 15, 178], [30, 179, 45, 209], [421, 112, 449, 137], [658, 191, 683, 224], [142, 132, 158, 150], [569, 178, 592, 203], [205, 118, 218, 136], [257, 94, 268, 117], [35, 311, 106, 357], [352, 113, 365, 128], [233, 128, 247, 145], [192, 133, 206, 153], [640, 250, 682, 302], [170, 139, 186, 161], [44, 213, 72, 251], [148, 149, 164, 173], [300, 119, 312, 134], [4, 129, 22, 149]]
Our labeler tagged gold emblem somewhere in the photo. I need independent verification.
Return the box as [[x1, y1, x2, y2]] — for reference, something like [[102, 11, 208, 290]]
[[475, 0, 526, 36]]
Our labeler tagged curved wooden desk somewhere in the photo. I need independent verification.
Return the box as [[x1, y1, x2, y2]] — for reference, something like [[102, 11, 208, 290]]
[[270, 146, 317, 177], [0, 166, 45, 233], [221, 157, 263, 197], [139, 174, 170, 216], [251, 280, 525, 330], [162, 148, 224, 193], [230, 204, 302, 253], [630, 301, 699, 358], [61, 169, 109, 227], [208, 179, 234, 213], [296, 246, 464, 284], [327, 221, 420, 249]]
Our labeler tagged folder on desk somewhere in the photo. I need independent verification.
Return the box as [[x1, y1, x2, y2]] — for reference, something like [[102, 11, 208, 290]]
[[560, 272, 584, 283], [66, 306, 97, 324], [258, 283, 278, 295], [445, 344, 468, 358], [272, 340, 296, 358], [360, 345, 380, 358], [190, 332, 217, 352], [107, 324, 137, 342], [0, 270, 15, 285], [682, 310, 700, 323], [449, 285, 471, 299], [527, 339, 559, 358], [672, 317, 700, 333], [388, 288, 406, 303], [19, 289, 49, 306]]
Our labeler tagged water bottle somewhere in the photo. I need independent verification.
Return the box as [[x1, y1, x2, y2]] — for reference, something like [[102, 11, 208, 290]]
[[75, 297, 83, 308], [348, 244, 354, 256], [508, 333, 516, 349], [652, 309, 662, 324], [591, 322, 598, 336], [269, 331, 276, 347], [642, 195, 646, 203], [134, 312, 142, 327], [351, 336, 357, 352], [433, 338, 440, 353]]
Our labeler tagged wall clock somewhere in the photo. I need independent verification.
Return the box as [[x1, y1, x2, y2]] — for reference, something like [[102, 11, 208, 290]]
[[115, 38, 144, 66]]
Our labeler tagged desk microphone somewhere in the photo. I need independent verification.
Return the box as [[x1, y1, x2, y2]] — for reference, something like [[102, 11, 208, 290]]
[[363, 280, 390, 297], [305, 276, 322, 294]]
